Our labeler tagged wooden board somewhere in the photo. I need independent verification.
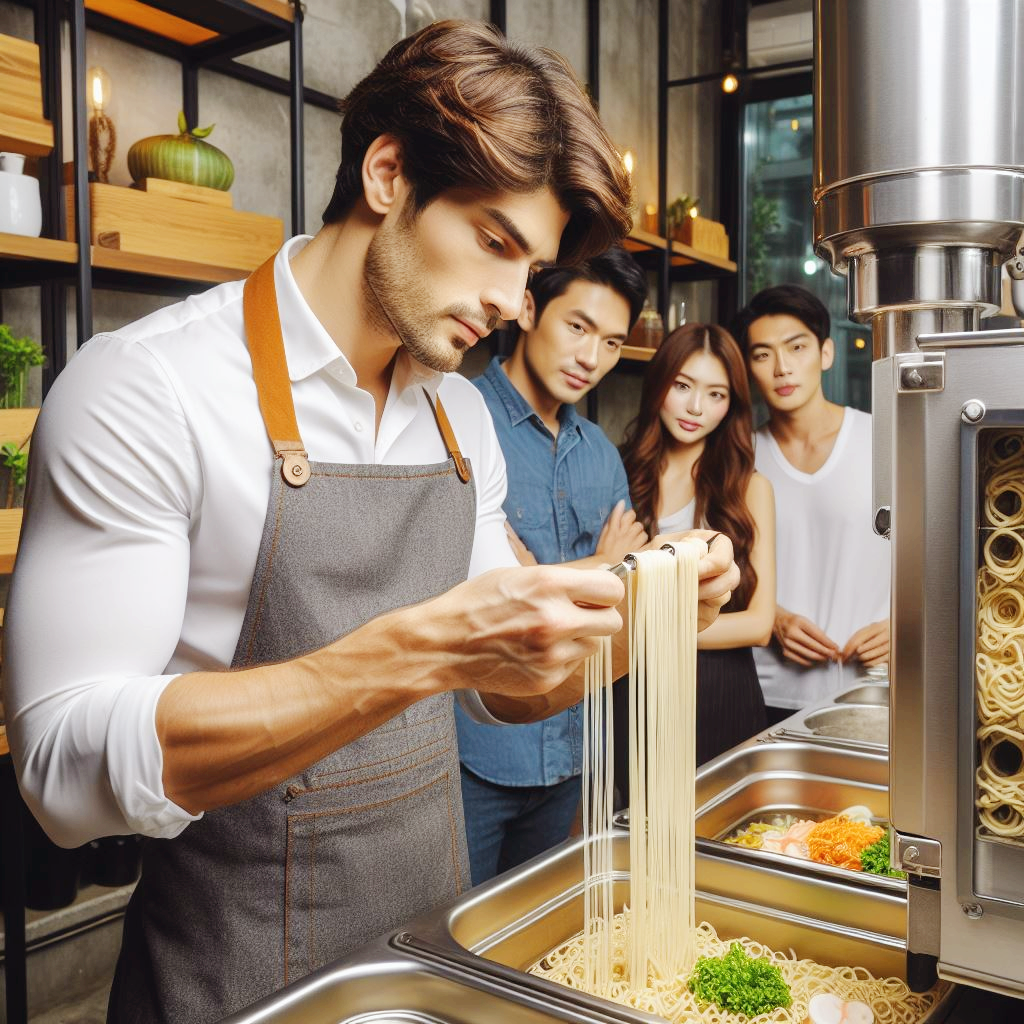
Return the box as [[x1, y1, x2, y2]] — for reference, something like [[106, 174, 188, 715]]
[[620, 345, 656, 363], [0, 109, 54, 157], [0, 232, 77, 263], [137, 177, 233, 207], [0, 508, 23, 574], [90, 245, 248, 284], [67, 182, 282, 272], [0, 33, 44, 122], [0, 408, 39, 447], [84, 0, 218, 45], [676, 216, 730, 260]]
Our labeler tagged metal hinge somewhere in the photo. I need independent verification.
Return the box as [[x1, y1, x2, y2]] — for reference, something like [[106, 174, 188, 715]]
[[894, 831, 941, 877], [895, 351, 945, 394]]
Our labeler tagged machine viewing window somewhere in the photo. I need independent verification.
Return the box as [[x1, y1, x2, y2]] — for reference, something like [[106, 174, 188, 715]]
[[974, 428, 1024, 845]]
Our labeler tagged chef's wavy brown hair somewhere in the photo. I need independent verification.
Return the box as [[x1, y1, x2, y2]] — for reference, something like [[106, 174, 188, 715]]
[[622, 324, 758, 610], [322, 20, 633, 264]]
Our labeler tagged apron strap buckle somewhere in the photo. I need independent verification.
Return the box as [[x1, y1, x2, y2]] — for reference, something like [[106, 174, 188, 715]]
[[275, 443, 311, 488]]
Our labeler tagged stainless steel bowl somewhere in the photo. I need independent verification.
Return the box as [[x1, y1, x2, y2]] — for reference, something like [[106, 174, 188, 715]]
[[834, 684, 890, 707], [803, 705, 890, 745]]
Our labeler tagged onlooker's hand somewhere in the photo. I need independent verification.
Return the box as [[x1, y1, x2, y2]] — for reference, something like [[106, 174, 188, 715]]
[[504, 522, 538, 566], [651, 529, 741, 633], [434, 565, 624, 698], [594, 500, 648, 563], [842, 618, 890, 667], [773, 607, 841, 666]]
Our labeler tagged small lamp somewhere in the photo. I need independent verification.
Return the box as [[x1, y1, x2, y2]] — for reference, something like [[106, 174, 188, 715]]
[[87, 66, 116, 183]]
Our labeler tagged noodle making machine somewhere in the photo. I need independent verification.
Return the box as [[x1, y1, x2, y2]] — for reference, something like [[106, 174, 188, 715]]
[[814, 0, 1024, 999]]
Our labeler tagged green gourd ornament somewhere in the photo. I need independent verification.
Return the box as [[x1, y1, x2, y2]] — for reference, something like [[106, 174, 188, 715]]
[[127, 112, 235, 191]]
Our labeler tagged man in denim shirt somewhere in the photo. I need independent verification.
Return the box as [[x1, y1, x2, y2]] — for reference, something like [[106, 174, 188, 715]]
[[456, 246, 649, 884]]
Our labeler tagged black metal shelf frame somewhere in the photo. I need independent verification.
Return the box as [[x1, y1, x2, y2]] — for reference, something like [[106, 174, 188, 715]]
[[3, 0, 315, 392]]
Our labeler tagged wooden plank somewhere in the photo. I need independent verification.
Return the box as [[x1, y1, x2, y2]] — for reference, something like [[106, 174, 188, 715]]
[[0, 508, 23, 574], [0, 409, 38, 447], [68, 182, 282, 272], [620, 345, 656, 362], [0, 33, 44, 122], [84, 0, 218, 45], [90, 245, 247, 284], [0, 726, 8, 759], [243, 0, 294, 22], [0, 110, 54, 157], [137, 177, 233, 208], [669, 238, 736, 273], [0, 232, 77, 263]]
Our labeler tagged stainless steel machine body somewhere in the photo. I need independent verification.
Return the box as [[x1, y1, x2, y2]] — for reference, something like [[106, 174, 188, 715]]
[[814, 0, 1024, 999]]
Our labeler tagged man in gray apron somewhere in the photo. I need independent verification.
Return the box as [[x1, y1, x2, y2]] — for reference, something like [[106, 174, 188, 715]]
[[4, 21, 739, 1024]]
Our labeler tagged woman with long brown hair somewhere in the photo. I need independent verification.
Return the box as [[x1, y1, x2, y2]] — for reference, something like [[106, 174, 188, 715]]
[[622, 323, 775, 764]]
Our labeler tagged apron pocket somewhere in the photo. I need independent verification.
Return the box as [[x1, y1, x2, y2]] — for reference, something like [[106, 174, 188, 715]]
[[283, 763, 465, 983]]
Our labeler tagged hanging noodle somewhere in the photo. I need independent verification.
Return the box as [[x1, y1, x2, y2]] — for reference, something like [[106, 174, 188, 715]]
[[531, 544, 947, 1023], [976, 430, 1024, 840]]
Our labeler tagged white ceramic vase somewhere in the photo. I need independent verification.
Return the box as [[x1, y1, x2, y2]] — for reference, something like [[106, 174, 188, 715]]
[[0, 152, 43, 238]]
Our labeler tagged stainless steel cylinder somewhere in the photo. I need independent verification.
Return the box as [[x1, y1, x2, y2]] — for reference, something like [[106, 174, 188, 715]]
[[813, 0, 1024, 350]]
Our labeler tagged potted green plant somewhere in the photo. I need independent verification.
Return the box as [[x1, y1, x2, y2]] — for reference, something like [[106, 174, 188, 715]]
[[0, 323, 45, 409]]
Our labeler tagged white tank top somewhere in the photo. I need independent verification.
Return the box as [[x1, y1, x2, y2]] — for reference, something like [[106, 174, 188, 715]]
[[752, 408, 890, 709], [657, 496, 696, 534]]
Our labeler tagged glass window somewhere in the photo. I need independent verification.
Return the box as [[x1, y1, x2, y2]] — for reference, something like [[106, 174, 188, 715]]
[[740, 93, 872, 412]]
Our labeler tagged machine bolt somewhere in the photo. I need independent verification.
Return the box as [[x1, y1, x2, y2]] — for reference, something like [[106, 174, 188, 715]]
[[873, 507, 891, 538], [904, 845, 920, 863], [906, 369, 925, 387], [961, 399, 986, 423], [962, 902, 984, 920]]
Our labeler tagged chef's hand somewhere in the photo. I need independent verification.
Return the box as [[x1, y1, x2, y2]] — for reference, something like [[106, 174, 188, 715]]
[[648, 529, 741, 633], [594, 500, 648, 564], [773, 606, 841, 666], [842, 618, 890, 667], [433, 565, 624, 698], [504, 522, 538, 566]]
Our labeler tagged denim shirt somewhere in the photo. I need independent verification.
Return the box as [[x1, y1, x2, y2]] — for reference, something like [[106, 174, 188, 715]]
[[455, 356, 630, 787]]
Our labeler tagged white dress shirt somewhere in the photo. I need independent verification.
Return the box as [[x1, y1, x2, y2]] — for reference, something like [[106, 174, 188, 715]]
[[4, 235, 517, 848]]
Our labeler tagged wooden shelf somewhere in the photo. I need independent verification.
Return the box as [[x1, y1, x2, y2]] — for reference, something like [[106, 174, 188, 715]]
[[0, 232, 77, 264], [625, 228, 737, 274], [0, 111, 53, 158], [85, 0, 293, 47], [620, 345, 656, 362], [90, 246, 247, 284], [0, 508, 23, 575]]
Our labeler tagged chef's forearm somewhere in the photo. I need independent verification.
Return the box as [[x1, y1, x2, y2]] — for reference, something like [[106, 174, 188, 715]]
[[157, 603, 443, 814]]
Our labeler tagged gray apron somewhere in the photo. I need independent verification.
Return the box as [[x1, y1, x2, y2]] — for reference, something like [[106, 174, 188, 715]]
[[108, 255, 476, 1024]]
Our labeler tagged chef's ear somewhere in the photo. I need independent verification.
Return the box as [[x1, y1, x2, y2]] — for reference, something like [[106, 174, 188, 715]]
[[517, 289, 537, 333], [363, 135, 408, 216]]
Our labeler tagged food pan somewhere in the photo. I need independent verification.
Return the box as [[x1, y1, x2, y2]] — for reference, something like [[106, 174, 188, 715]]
[[771, 701, 890, 752], [218, 936, 641, 1024], [395, 833, 953, 1022], [691, 738, 902, 893]]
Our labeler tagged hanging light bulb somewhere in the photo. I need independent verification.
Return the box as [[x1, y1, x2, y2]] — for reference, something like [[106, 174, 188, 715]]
[[722, 73, 739, 94], [87, 66, 111, 113]]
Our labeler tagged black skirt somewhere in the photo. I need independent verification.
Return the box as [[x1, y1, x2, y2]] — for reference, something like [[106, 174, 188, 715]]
[[611, 646, 767, 806]]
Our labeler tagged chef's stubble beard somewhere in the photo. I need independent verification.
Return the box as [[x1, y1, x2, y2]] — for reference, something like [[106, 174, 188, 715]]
[[363, 217, 468, 375]]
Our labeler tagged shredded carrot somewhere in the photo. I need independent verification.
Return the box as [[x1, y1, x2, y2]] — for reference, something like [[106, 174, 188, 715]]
[[806, 815, 884, 870]]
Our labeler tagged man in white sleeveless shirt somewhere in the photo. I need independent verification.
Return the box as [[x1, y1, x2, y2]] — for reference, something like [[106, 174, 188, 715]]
[[732, 285, 890, 720]]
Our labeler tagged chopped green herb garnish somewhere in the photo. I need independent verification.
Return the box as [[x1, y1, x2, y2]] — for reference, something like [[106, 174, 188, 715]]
[[687, 942, 791, 1017], [860, 833, 906, 878]]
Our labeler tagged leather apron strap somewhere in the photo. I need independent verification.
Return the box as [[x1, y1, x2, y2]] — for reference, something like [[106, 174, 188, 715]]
[[243, 254, 471, 487]]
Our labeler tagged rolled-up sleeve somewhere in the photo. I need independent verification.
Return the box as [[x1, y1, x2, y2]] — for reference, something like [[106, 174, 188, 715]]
[[4, 336, 203, 846]]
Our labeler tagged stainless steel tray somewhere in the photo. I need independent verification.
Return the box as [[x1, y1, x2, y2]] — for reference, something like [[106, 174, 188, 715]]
[[395, 831, 954, 1022], [691, 739, 903, 894], [834, 684, 890, 706], [218, 937, 636, 1024]]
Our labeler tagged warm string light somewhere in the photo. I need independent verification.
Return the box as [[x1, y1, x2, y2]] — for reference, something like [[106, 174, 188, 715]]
[[721, 73, 739, 94]]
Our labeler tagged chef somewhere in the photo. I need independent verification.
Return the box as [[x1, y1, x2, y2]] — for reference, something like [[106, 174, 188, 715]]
[[2, 20, 738, 1024]]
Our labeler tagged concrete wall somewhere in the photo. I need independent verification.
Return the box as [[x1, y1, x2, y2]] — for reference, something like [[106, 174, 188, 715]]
[[0, 0, 724, 443]]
